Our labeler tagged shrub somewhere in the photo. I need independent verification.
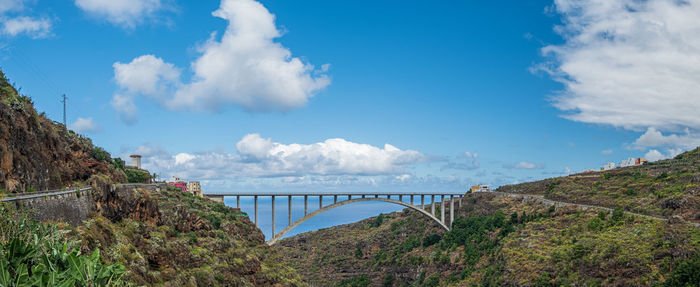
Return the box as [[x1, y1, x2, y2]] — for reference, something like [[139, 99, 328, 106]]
[[422, 234, 441, 247], [335, 275, 371, 287], [124, 168, 150, 183], [423, 274, 440, 287], [382, 274, 394, 287], [611, 207, 625, 223], [92, 147, 109, 162], [0, 204, 125, 286], [587, 217, 604, 231], [371, 213, 385, 228], [355, 246, 363, 259], [533, 272, 553, 287], [664, 256, 700, 287]]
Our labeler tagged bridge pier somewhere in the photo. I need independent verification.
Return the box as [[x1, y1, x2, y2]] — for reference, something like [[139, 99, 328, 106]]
[[431, 195, 435, 216], [399, 195, 403, 202], [362, 194, 365, 199], [450, 196, 454, 228], [272, 195, 275, 237], [348, 195, 351, 200], [254, 195, 258, 226], [334, 195, 338, 204], [441, 195, 445, 224], [421, 195, 424, 209], [410, 195, 414, 205], [319, 196, 323, 209], [374, 194, 378, 198], [304, 195, 308, 216], [236, 196, 240, 208], [288, 195, 292, 226]]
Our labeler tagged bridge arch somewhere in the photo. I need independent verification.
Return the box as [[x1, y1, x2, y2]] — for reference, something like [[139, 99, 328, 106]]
[[267, 197, 448, 245]]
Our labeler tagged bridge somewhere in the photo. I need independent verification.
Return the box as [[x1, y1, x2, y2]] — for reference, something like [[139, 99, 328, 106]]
[[204, 192, 465, 244]]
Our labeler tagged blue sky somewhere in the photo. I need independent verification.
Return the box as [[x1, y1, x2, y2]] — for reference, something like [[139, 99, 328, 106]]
[[2, 0, 699, 194]]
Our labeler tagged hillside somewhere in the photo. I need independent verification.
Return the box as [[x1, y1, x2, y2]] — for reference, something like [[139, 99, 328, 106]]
[[65, 183, 305, 286], [498, 147, 700, 224], [276, 151, 700, 286], [0, 69, 127, 193]]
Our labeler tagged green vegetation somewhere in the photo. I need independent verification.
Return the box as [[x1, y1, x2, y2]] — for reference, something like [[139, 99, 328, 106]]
[[370, 213, 385, 228], [0, 203, 124, 286], [335, 275, 370, 287], [499, 147, 700, 223], [664, 255, 700, 287], [123, 168, 150, 183], [63, 188, 305, 286]]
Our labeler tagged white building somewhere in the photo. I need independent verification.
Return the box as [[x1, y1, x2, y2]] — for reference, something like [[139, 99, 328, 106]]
[[620, 158, 636, 168], [602, 162, 615, 171], [129, 154, 142, 169]]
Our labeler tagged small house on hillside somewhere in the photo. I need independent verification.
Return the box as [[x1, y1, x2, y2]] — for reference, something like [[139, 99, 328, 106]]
[[470, 184, 491, 193], [188, 181, 202, 197], [167, 176, 188, 192]]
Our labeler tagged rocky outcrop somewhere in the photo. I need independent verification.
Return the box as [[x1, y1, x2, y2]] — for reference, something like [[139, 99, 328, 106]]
[[0, 69, 125, 192]]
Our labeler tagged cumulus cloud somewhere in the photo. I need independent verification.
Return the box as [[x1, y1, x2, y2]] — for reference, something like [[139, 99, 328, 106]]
[[633, 127, 700, 150], [644, 149, 667, 162], [111, 0, 329, 123], [69, 117, 99, 133], [539, 0, 700, 152], [113, 54, 180, 99], [503, 161, 543, 169], [74, 0, 166, 28], [235, 134, 425, 176], [0, 1, 52, 38], [601, 149, 613, 155], [125, 134, 426, 180], [540, 0, 700, 131]]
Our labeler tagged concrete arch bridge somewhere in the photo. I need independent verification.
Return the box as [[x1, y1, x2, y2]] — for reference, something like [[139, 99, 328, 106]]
[[204, 192, 465, 245]]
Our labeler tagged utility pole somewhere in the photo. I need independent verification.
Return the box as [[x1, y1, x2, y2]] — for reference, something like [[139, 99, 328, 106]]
[[60, 94, 67, 126]]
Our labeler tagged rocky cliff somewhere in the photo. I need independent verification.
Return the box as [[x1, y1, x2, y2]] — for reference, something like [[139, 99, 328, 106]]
[[0, 68, 125, 192], [58, 183, 306, 286]]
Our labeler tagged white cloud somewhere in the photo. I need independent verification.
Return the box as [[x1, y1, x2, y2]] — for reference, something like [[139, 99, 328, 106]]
[[1, 16, 51, 38], [174, 153, 195, 165], [0, 1, 52, 38], [74, 0, 164, 28], [503, 161, 543, 169], [235, 134, 425, 176], [633, 127, 700, 150], [126, 134, 426, 180], [0, 0, 25, 14], [644, 149, 667, 162], [111, 0, 329, 123], [113, 55, 180, 96], [539, 0, 700, 137], [110, 93, 137, 125], [69, 117, 99, 133], [601, 149, 613, 155]]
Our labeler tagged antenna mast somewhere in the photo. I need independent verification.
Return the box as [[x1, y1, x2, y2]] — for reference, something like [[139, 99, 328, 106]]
[[61, 94, 66, 126]]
